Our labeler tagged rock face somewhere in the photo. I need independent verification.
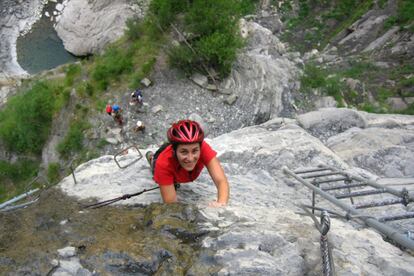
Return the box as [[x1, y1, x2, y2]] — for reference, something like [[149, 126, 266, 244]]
[[327, 112, 414, 177], [221, 19, 299, 124], [55, 0, 148, 56], [57, 110, 414, 275], [297, 108, 368, 141]]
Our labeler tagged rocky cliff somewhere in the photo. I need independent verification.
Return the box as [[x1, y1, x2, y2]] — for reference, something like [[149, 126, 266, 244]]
[[52, 109, 413, 275]]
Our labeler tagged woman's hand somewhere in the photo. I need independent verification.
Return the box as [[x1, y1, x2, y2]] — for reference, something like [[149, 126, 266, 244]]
[[208, 201, 227, 208]]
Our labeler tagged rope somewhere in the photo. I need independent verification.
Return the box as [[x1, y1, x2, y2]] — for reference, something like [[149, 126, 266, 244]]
[[300, 205, 335, 276], [82, 186, 160, 209]]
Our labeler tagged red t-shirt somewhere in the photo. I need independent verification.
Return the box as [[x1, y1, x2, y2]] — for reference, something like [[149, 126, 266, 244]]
[[153, 141, 217, 186]]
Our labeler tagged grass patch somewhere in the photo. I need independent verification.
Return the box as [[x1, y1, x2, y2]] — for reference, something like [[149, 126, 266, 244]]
[[384, 0, 414, 31], [282, 0, 374, 52], [401, 103, 414, 115], [64, 63, 81, 87], [0, 159, 39, 203], [0, 81, 61, 155], [342, 61, 378, 78], [47, 162, 61, 184], [57, 120, 90, 160], [91, 47, 134, 91]]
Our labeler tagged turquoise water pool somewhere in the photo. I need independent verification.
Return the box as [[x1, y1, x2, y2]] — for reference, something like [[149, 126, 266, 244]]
[[16, 1, 78, 74]]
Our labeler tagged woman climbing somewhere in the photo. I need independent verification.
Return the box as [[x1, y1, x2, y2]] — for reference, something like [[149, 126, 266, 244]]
[[146, 120, 229, 206]]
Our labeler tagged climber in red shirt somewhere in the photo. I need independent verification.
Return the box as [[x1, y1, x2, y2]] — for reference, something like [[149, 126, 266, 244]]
[[146, 120, 229, 206]]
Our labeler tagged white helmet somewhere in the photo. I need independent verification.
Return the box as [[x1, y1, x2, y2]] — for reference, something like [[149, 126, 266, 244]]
[[136, 121, 143, 127]]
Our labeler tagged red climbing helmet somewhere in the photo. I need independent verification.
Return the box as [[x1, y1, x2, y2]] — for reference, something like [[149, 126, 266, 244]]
[[167, 120, 204, 144]]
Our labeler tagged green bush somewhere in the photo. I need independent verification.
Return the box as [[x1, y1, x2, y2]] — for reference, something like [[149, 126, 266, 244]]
[[47, 162, 61, 184], [0, 82, 57, 154], [195, 31, 242, 76], [301, 64, 327, 90], [0, 159, 38, 184], [383, 0, 414, 30], [0, 159, 38, 202], [92, 47, 133, 91], [125, 18, 142, 41], [168, 45, 197, 76], [343, 61, 377, 78], [397, 0, 414, 26], [401, 103, 414, 115], [64, 63, 81, 87], [149, 0, 188, 28], [325, 77, 344, 104], [57, 120, 89, 159]]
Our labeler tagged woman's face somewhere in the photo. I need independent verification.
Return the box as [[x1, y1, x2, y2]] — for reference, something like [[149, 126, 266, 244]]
[[176, 143, 201, 171]]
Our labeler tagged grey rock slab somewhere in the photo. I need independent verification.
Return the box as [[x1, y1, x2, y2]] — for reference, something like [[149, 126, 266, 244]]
[[141, 77, 152, 87], [57, 246, 76, 258], [363, 26, 400, 52], [224, 94, 238, 105], [190, 73, 208, 87], [105, 137, 119, 145], [151, 104, 163, 114], [314, 96, 337, 109], [297, 108, 367, 140], [327, 127, 414, 177]]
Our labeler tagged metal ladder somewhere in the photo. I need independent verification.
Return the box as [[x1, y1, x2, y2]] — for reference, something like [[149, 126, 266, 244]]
[[283, 164, 414, 251]]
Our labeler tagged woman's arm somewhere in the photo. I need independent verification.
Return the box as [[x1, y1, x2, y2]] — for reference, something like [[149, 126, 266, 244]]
[[159, 184, 177, 203], [206, 157, 229, 205]]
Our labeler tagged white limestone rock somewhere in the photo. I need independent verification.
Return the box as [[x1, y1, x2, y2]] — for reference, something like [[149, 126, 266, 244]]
[[55, 0, 149, 56], [297, 108, 367, 140]]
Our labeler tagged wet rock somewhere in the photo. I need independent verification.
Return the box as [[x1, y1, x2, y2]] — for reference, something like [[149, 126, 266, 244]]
[[0, 0, 44, 79]]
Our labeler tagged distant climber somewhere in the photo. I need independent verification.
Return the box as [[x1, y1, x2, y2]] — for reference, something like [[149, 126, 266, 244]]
[[133, 120, 145, 132], [105, 103, 112, 116], [130, 89, 143, 105], [111, 104, 123, 126], [145, 120, 229, 207]]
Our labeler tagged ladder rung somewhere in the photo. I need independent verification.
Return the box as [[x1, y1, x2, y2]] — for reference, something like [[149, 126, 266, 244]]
[[302, 172, 343, 179], [322, 182, 367, 191], [354, 198, 404, 209], [334, 189, 385, 199], [378, 212, 414, 222], [313, 177, 350, 184], [294, 167, 331, 174]]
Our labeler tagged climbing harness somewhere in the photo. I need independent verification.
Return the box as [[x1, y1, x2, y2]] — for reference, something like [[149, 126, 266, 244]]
[[82, 186, 160, 209], [284, 164, 414, 251]]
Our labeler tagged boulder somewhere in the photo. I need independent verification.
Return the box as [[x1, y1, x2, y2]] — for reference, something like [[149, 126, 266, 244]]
[[221, 20, 298, 124], [297, 108, 367, 140], [327, 127, 414, 177], [55, 0, 148, 56]]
